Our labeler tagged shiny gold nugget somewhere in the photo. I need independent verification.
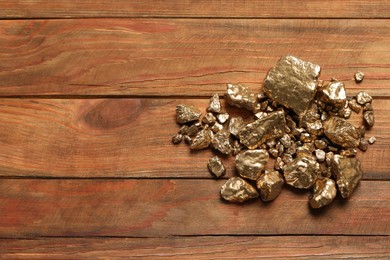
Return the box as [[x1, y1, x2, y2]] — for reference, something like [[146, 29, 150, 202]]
[[238, 111, 286, 149], [309, 178, 337, 208], [283, 154, 320, 189], [257, 170, 284, 201], [331, 155, 362, 198], [236, 149, 269, 180], [207, 156, 226, 178], [221, 177, 259, 203], [176, 104, 202, 124], [263, 55, 321, 116]]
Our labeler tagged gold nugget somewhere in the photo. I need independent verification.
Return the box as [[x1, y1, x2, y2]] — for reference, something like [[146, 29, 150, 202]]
[[317, 81, 346, 109], [236, 150, 269, 180], [207, 156, 226, 178], [283, 154, 320, 189], [207, 93, 222, 113], [331, 155, 362, 198], [211, 130, 232, 155], [263, 55, 321, 116], [221, 177, 259, 203], [176, 104, 202, 124], [323, 116, 360, 148], [257, 170, 284, 201], [225, 83, 257, 111], [190, 129, 213, 150], [238, 111, 286, 149], [309, 178, 337, 208]]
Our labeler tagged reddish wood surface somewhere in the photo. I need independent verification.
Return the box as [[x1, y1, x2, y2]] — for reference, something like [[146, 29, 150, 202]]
[[0, 98, 387, 179], [0, 0, 389, 19], [0, 179, 389, 238], [0, 1, 389, 257], [0, 19, 389, 96], [1, 236, 390, 259]]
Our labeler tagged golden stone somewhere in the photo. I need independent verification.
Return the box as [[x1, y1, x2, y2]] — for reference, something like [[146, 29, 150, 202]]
[[207, 156, 226, 178], [323, 116, 360, 148], [236, 149, 269, 180], [238, 111, 286, 149], [331, 155, 362, 198], [284, 155, 320, 189], [263, 55, 321, 116], [190, 129, 213, 150], [317, 81, 346, 109], [309, 178, 337, 208], [211, 130, 232, 155], [354, 71, 364, 83], [176, 104, 202, 124], [257, 170, 284, 201], [221, 177, 259, 203], [207, 93, 222, 113], [225, 83, 257, 111]]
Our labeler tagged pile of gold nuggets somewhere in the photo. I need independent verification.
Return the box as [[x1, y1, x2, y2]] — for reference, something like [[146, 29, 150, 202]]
[[172, 55, 376, 208]]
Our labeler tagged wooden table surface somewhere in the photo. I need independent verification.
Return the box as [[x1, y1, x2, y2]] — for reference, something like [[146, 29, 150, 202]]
[[1, 1, 390, 258]]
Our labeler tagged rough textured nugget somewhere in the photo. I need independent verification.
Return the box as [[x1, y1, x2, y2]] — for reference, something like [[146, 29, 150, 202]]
[[263, 55, 321, 116]]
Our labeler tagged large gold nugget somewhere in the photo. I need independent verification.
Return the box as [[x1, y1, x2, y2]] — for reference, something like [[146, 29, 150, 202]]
[[220, 177, 259, 203], [238, 111, 286, 149], [309, 178, 337, 208], [236, 150, 269, 180], [284, 155, 320, 189], [176, 104, 202, 124], [263, 55, 321, 116], [323, 116, 360, 148], [225, 83, 257, 111], [256, 170, 284, 201], [331, 155, 363, 198]]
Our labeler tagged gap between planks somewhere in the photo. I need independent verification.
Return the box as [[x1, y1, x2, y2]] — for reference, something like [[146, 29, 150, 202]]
[[1, 94, 390, 99], [2, 17, 390, 20], [0, 234, 389, 239], [0, 177, 389, 181]]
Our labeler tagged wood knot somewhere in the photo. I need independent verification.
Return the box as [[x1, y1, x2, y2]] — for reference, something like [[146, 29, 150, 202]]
[[82, 99, 141, 130]]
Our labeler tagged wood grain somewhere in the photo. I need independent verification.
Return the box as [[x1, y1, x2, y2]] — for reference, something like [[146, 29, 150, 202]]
[[0, 98, 387, 179], [1, 1, 389, 19], [1, 236, 390, 259], [0, 179, 389, 238], [1, 19, 389, 96], [1, 0, 389, 256]]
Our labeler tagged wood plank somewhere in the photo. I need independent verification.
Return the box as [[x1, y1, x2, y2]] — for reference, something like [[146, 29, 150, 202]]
[[1, 19, 389, 96], [0, 1, 389, 19], [1, 236, 390, 259], [0, 98, 387, 179], [0, 179, 389, 238]]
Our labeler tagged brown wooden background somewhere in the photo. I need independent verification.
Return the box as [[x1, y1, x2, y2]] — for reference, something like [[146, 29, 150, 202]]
[[0, 1, 390, 258]]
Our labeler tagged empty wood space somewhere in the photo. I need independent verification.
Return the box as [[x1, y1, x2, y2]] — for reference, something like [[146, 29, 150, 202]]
[[0, 1, 389, 258], [0, 179, 389, 237], [2, 236, 390, 259], [0, 0, 389, 18]]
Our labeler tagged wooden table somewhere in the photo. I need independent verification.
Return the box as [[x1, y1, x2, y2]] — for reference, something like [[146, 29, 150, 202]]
[[1, 1, 390, 258]]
